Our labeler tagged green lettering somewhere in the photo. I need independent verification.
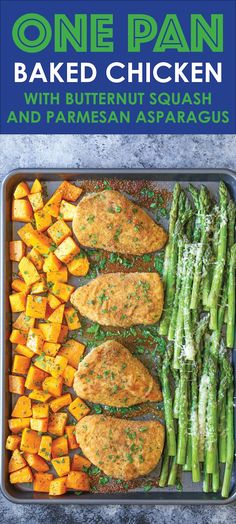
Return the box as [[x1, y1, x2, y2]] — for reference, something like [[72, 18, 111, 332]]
[[191, 14, 223, 52], [12, 13, 52, 53], [154, 15, 189, 52], [90, 15, 113, 52], [54, 14, 87, 52], [128, 15, 157, 52]]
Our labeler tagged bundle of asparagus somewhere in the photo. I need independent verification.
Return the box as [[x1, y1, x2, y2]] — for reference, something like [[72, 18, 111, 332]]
[[159, 181, 236, 498]]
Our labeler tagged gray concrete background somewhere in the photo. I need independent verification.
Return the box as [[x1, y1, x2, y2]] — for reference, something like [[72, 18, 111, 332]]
[[0, 133, 235, 523]]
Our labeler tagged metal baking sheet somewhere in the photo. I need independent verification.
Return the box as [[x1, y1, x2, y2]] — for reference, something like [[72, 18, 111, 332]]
[[1, 168, 236, 505]]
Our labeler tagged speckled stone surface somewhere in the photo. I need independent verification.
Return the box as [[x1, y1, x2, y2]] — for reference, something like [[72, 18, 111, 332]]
[[0, 133, 236, 523]]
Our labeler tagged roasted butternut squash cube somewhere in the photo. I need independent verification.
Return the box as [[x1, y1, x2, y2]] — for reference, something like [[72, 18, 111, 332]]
[[12, 355, 31, 375], [30, 418, 48, 433], [12, 199, 33, 222], [43, 252, 61, 273], [47, 267, 68, 286], [47, 293, 61, 310], [69, 398, 90, 421], [8, 448, 27, 473], [51, 282, 74, 303], [39, 323, 61, 343], [11, 279, 29, 294], [29, 390, 51, 403], [24, 453, 49, 472], [11, 396, 32, 418], [51, 436, 69, 458], [8, 417, 30, 434], [9, 375, 25, 395], [10, 240, 26, 262], [65, 426, 79, 451], [50, 393, 72, 413], [31, 278, 47, 294], [26, 295, 47, 319], [34, 354, 54, 374], [15, 344, 34, 359], [26, 328, 44, 355], [34, 208, 52, 232], [42, 376, 63, 398], [14, 181, 30, 199], [9, 292, 26, 313], [66, 471, 90, 491], [58, 324, 69, 344], [5, 435, 21, 451], [55, 237, 79, 264], [32, 403, 49, 419], [43, 342, 61, 357], [47, 219, 72, 246], [63, 365, 76, 388], [25, 228, 54, 256], [13, 312, 35, 331], [71, 454, 91, 471], [10, 465, 33, 484], [28, 192, 44, 212], [33, 472, 53, 492], [59, 200, 76, 221], [43, 191, 62, 218], [51, 455, 70, 477], [17, 223, 35, 246], [31, 178, 43, 194], [48, 412, 68, 436], [49, 476, 67, 496], [25, 366, 48, 390], [47, 304, 65, 324], [19, 256, 40, 286], [58, 181, 83, 202], [27, 248, 44, 270], [50, 355, 68, 378], [64, 306, 81, 330], [59, 339, 85, 369], [38, 435, 52, 461], [20, 428, 41, 453], [67, 256, 90, 277], [10, 329, 27, 345]]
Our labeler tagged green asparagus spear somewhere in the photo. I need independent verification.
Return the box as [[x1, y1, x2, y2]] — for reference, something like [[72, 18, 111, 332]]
[[183, 249, 196, 360], [221, 379, 235, 498], [205, 353, 218, 474], [226, 244, 236, 348], [161, 347, 176, 456], [168, 456, 178, 486], [162, 182, 181, 287], [159, 445, 170, 488], [176, 360, 188, 465]]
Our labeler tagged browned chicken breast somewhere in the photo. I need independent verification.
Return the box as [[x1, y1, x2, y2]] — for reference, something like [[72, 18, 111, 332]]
[[73, 340, 162, 407], [76, 415, 164, 480], [72, 190, 167, 255], [70, 272, 164, 327]]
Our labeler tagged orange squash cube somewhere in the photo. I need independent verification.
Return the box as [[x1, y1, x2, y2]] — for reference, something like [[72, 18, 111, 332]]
[[63, 365, 76, 388], [12, 199, 33, 222], [9, 375, 25, 395], [64, 306, 81, 330], [47, 304, 65, 324], [31, 278, 47, 294], [11, 279, 29, 294], [13, 312, 35, 331], [25, 365, 48, 390], [12, 355, 31, 375], [14, 181, 30, 199], [8, 417, 30, 434], [47, 293, 61, 310], [29, 390, 51, 403], [15, 344, 34, 359], [11, 396, 32, 418], [67, 256, 90, 277], [51, 282, 74, 303], [46, 266, 68, 284], [42, 376, 63, 398], [66, 471, 90, 491], [8, 449, 27, 473], [9, 292, 26, 313], [20, 428, 41, 454], [19, 257, 40, 286], [59, 200, 76, 221], [59, 339, 85, 369], [47, 219, 71, 246], [69, 397, 90, 422], [51, 456, 70, 477], [33, 472, 53, 492], [31, 179, 42, 194], [43, 191, 62, 218], [43, 252, 62, 273], [57, 181, 83, 202], [10, 240, 26, 262], [26, 295, 47, 319], [26, 328, 44, 355], [32, 403, 49, 419], [27, 248, 44, 270], [51, 436, 69, 458], [65, 426, 79, 450], [39, 323, 61, 343], [49, 476, 67, 496], [30, 418, 48, 433], [5, 435, 21, 451], [71, 454, 91, 471], [55, 237, 79, 264], [24, 453, 49, 472], [58, 324, 69, 344], [17, 223, 35, 246], [48, 412, 68, 436], [50, 393, 72, 413], [50, 355, 68, 378], [38, 435, 52, 461], [28, 192, 44, 212], [10, 465, 33, 484], [10, 329, 27, 345], [34, 209, 52, 232], [43, 342, 61, 357]]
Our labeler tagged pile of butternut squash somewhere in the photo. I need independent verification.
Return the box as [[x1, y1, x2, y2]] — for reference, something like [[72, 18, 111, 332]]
[[7, 179, 91, 496]]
